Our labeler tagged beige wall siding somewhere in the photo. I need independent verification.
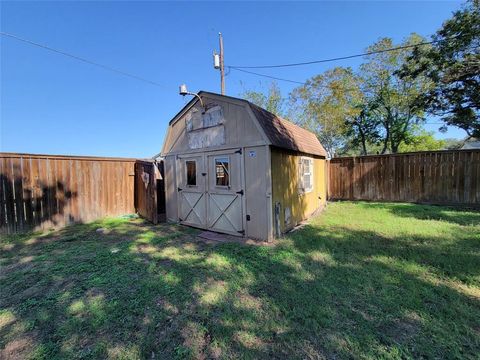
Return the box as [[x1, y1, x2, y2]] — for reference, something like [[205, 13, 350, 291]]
[[164, 155, 178, 222], [163, 94, 265, 155], [244, 146, 270, 240], [271, 148, 326, 234]]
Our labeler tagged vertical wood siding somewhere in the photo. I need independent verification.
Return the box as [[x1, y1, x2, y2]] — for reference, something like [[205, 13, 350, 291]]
[[328, 150, 480, 206], [271, 149, 327, 233], [0, 153, 136, 234]]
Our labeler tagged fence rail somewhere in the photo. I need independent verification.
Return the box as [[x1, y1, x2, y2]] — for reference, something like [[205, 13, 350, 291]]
[[0, 152, 137, 234], [328, 149, 480, 206]]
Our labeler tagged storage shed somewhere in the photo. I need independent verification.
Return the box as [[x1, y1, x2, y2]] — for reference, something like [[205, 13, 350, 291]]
[[160, 91, 327, 241]]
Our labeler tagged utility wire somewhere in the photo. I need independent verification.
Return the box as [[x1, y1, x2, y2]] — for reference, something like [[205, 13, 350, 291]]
[[0, 31, 164, 87], [228, 67, 306, 85], [228, 35, 463, 85], [229, 66, 363, 91], [229, 36, 457, 69]]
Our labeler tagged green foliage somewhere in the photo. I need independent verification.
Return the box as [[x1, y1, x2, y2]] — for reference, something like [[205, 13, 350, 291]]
[[289, 67, 362, 157], [398, 130, 447, 152], [360, 34, 434, 154], [287, 35, 434, 156], [401, 0, 480, 137], [240, 81, 286, 117], [443, 137, 465, 149], [344, 103, 382, 155], [1, 204, 480, 359], [239, 4, 479, 156]]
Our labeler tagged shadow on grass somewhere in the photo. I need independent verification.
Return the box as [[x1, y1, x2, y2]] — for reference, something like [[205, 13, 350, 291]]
[[1, 209, 479, 359], [355, 201, 480, 226]]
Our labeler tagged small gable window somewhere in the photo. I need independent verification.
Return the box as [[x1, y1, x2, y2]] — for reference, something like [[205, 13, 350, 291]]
[[299, 157, 314, 193]]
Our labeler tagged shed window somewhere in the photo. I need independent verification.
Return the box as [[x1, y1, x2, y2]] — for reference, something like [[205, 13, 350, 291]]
[[299, 157, 314, 193], [215, 157, 230, 187], [186, 160, 196, 186]]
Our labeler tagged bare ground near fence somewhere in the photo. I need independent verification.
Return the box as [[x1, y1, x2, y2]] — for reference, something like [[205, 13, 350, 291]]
[[328, 150, 480, 206]]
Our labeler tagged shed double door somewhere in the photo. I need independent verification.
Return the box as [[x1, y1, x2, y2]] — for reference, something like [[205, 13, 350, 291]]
[[177, 150, 244, 236]]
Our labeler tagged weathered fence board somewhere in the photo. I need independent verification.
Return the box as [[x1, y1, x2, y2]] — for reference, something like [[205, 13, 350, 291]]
[[0, 153, 137, 234], [328, 150, 480, 206], [134, 160, 159, 225]]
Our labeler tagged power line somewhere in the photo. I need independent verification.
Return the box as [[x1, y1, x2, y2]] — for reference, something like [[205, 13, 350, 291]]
[[0, 31, 164, 87], [229, 37, 457, 69], [229, 66, 306, 85], [229, 66, 361, 91]]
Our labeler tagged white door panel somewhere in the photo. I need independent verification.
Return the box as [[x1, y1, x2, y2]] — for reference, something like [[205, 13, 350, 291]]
[[177, 150, 244, 236], [177, 155, 206, 228], [208, 193, 243, 233], [206, 152, 244, 236]]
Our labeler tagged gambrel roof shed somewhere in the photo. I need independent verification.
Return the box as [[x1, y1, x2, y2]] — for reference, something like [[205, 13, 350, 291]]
[[161, 91, 327, 241], [163, 91, 326, 157]]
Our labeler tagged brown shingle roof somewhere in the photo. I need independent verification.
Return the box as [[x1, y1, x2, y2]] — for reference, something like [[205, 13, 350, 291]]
[[248, 103, 327, 157]]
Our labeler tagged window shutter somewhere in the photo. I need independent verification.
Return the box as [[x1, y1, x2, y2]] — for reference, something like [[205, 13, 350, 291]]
[[298, 157, 304, 193]]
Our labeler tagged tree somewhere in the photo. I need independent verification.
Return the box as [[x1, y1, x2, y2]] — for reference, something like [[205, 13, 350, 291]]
[[240, 82, 286, 117], [397, 130, 447, 152], [360, 34, 434, 154], [401, 1, 480, 137], [344, 102, 382, 155], [443, 138, 464, 149], [289, 67, 362, 157]]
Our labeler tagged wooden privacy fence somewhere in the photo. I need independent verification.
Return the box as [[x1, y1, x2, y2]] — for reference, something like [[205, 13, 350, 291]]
[[328, 149, 480, 206], [0, 153, 137, 234], [134, 160, 163, 225], [3, 149, 478, 234]]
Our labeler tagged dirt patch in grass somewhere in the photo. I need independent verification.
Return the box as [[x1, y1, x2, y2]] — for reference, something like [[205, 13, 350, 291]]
[[234, 292, 263, 311], [181, 321, 211, 360], [1, 335, 36, 360], [380, 312, 422, 345]]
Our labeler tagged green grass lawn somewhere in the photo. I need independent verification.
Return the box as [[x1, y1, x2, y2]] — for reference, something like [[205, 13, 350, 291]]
[[1, 202, 479, 359]]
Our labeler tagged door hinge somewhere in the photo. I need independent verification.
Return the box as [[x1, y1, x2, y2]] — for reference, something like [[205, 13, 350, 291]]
[[237, 230, 245, 235], [177, 187, 183, 192], [246, 215, 251, 221], [235, 148, 242, 154], [236, 190, 244, 195]]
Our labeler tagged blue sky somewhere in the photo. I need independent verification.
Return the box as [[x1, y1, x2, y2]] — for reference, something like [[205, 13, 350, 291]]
[[1, 1, 465, 158]]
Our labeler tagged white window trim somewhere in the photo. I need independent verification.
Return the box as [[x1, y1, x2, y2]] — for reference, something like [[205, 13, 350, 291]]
[[299, 156, 314, 194], [214, 156, 231, 188]]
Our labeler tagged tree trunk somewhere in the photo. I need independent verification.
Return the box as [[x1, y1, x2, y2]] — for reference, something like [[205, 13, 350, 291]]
[[360, 133, 368, 155], [381, 125, 389, 154], [357, 125, 368, 155], [390, 136, 396, 154], [391, 142, 399, 153]]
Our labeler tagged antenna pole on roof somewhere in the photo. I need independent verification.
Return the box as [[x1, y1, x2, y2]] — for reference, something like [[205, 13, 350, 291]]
[[219, 33, 225, 95]]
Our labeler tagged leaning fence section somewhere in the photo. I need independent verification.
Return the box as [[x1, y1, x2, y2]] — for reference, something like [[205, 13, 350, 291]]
[[328, 150, 480, 206], [0, 153, 136, 234]]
